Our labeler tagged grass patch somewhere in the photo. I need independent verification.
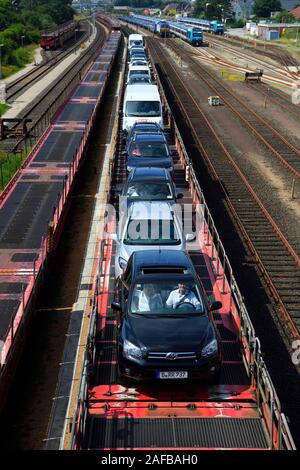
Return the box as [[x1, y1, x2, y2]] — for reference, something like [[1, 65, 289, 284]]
[[220, 68, 244, 81], [0, 103, 10, 116], [2, 44, 39, 79], [0, 146, 32, 189]]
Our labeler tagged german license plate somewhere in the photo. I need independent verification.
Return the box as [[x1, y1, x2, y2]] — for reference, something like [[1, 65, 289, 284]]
[[157, 371, 188, 379]]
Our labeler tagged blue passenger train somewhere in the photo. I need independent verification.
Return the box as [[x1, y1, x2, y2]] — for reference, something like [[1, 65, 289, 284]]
[[177, 16, 224, 35], [168, 21, 203, 46], [132, 14, 170, 37]]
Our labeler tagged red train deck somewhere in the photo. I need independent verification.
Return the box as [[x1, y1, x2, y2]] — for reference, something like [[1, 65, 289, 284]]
[[0, 32, 121, 411]]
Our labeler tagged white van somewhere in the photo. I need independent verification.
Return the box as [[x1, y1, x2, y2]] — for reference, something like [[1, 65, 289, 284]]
[[128, 34, 144, 49], [127, 65, 151, 83], [122, 84, 163, 132]]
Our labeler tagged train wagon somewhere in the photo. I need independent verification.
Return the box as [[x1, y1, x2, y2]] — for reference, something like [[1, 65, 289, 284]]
[[96, 14, 121, 31], [132, 14, 170, 37], [169, 21, 203, 46], [40, 20, 78, 49], [177, 16, 225, 35]]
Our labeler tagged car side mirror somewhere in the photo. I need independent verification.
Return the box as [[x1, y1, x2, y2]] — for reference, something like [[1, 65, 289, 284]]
[[121, 151, 128, 157], [185, 233, 196, 242], [210, 301, 222, 312], [111, 301, 122, 312], [176, 193, 184, 200]]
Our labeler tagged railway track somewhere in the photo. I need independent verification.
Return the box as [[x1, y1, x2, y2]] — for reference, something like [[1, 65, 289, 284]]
[[6, 23, 89, 102], [2, 22, 107, 152], [169, 40, 300, 181], [209, 33, 300, 77], [147, 37, 300, 342], [247, 82, 300, 121]]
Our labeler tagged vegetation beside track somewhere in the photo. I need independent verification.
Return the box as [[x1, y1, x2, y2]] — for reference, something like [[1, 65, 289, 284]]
[[0, 0, 74, 76]]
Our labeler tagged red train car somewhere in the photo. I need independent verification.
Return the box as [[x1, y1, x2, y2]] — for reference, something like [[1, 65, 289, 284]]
[[96, 14, 121, 31], [40, 20, 78, 50]]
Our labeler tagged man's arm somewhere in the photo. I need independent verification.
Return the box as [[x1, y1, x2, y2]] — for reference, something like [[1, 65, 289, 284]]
[[166, 290, 174, 307]]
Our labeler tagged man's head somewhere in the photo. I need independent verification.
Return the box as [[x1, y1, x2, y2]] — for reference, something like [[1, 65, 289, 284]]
[[178, 282, 186, 295], [144, 283, 155, 297]]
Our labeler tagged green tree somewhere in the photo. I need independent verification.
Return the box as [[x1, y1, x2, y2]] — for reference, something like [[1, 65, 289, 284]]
[[274, 9, 295, 23], [193, 0, 231, 20], [253, 0, 282, 18]]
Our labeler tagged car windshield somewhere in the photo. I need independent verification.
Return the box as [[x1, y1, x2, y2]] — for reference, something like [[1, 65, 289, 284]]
[[129, 141, 168, 157], [124, 219, 181, 245], [130, 280, 204, 314], [129, 70, 149, 76], [129, 77, 150, 84], [126, 101, 161, 117], [125, 182, 173, 200], [130, 41, 143, 47]]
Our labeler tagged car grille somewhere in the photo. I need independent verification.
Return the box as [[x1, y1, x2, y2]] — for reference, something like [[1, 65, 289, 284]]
[[148, 352, 197, 360]]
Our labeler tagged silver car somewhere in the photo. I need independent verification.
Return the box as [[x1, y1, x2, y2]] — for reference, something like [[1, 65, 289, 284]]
[[111, 201, 195, 278]]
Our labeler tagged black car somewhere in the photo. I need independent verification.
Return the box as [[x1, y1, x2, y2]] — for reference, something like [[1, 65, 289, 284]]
[[119, 167, 183, 210], [112, 250, 222, 382], [126, 133, 174, 173]]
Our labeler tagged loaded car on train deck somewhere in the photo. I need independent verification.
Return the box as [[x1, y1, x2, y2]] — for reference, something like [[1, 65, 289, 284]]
[[111, 250, 222, 382], [124, 122, 164, 147], [111, 201, 193, 277], [127, 65, 151, 83], [122, 84, 163, 132], [118, 167, 183, 210], [125, 132, 174, 173], [128, 33, 144, 49]]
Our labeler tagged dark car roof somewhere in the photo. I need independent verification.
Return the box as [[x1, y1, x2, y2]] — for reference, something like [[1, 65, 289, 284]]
[[130, 167, 170, 181], [133, 250, 191, 271], [133, 133, 167, 143]]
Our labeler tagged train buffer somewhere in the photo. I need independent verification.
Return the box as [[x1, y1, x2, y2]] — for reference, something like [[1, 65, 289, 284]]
[[245, 69, 263, 82]]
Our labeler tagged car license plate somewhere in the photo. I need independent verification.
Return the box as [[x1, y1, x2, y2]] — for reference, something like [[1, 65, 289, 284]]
[[157, 371, 188, 379]]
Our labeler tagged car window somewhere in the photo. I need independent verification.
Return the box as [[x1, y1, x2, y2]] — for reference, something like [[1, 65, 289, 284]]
[[129, 142, 168, 157], [124, 219, 181, 245], [125, 182, 173, 200], [125, 101, 161, 117], [130, 281, 204, 314]]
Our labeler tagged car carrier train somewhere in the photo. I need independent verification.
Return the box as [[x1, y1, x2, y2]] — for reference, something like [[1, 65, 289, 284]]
[[40, 20, 79, 49], [48, 31, 296, 451]]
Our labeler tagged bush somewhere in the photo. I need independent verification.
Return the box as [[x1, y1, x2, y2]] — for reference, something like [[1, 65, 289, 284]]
[[227, 19, 246, 28]]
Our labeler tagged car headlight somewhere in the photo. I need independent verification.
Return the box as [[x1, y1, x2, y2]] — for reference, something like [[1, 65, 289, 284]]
[[118, 257, 127, 270], [127, 166, 134, 172], [201, 339, 218, 358], [123, 340, 145, 362]]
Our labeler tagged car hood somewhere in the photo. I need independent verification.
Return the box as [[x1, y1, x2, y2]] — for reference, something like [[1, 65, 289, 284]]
[[124, 314, 214, 351], [119, 243, 183, 263], [128, 156, 172, 169]]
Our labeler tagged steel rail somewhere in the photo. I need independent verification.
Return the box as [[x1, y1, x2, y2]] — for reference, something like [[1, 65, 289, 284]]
[[6, 21, 89, 101], [247, 82, 300, 121]]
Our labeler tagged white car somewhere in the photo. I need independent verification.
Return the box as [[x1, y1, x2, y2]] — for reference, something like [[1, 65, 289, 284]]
[[111, 201, 195, 278]]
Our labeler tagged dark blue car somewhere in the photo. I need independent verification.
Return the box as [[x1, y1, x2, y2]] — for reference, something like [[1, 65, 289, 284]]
[[125, 133, 174, 173], [119, 167, 183, 210]]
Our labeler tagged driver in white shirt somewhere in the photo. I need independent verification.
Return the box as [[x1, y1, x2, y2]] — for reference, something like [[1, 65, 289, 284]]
[[166, 282, 201, 310]]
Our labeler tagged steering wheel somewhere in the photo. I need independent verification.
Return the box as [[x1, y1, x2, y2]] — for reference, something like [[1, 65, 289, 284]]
[[175, 301, 196, 311]]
